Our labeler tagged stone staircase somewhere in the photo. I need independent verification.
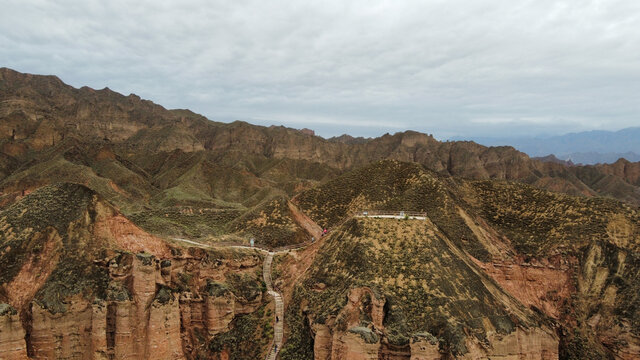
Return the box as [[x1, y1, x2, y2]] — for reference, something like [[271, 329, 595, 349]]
[[171, 237, 314, 359], [264, 252, 284, 360]]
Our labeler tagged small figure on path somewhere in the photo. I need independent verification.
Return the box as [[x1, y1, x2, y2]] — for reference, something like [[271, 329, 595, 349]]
[[276, 315, 279, 322]]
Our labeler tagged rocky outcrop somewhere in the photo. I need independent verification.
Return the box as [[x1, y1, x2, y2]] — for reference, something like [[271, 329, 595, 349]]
[[312, 318, 559, 360], [409, 336, 441, 360], [330, 330, 380, 360], [203, 290, 235, 335], [29, 299, 106, 360], [311, 288, 386, 359], [462, 327, 558, 359], [94, 208, 172, 259], [0, 183, 271, 360], [0, 248, 262, 360], [313, 324, 334, 359], [148, 297, 183, 360], [2, 248, 266, 360], [309, 286, 559, 359], [337, 288, 385, 330], [23, 254, 185, 360], [313, 325, 382, 360], [475, 257, 575, 319], [0, 304, 28, 359]]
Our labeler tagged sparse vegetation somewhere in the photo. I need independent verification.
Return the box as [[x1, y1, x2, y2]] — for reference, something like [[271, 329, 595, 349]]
[[229, 195, 308, 248], [1, 66, 640, 359], [291, 217, 524, 355], [207, 304, 272, 359]]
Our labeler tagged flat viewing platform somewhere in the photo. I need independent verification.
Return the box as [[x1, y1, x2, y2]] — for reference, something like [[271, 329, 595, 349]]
[[354, 210, 427, 220]]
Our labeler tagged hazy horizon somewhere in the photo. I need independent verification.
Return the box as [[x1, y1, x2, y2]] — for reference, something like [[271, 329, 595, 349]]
[[2, 1, 639, 139]]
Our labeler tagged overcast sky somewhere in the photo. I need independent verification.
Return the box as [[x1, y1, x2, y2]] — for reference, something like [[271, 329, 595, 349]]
[[2, 0, 639, 139]]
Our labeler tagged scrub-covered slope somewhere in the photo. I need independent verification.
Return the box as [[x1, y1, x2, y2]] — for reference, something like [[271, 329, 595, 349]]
[[0, 183, 273, 359], [282, 217, 557, 359], [285, 160, 640, 359]]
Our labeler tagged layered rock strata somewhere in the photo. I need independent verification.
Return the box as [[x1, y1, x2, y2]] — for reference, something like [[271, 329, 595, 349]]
[[3, 249, 264, 360]]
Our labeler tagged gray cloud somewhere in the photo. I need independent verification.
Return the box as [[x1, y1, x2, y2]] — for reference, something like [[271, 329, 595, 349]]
[[2, 0, 639, 139]]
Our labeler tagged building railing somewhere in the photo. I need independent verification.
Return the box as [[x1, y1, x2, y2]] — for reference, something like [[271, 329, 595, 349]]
[[174, 238, 316, 253], [354, 210, 427, 218]]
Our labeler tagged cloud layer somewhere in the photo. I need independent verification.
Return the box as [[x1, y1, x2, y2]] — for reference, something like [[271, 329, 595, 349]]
[[2, 0, 639, 138]]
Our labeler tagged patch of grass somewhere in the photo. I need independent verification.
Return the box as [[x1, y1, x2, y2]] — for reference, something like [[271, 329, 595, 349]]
[[229, 196, 307, 248], [128, 207, 243, 238], [466, 179, 640, 256], [0, 183, 94, 284]]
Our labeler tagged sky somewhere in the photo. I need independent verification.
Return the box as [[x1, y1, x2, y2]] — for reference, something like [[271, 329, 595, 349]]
[[1, 0, 639, 139]]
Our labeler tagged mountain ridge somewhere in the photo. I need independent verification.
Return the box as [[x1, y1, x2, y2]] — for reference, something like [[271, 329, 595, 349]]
[[2, 67, 640, 359], [2, 67, 640, 210], [458, 127, 640, 165]]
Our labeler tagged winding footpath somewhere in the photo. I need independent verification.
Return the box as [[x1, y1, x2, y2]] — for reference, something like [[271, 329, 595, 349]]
[[263, 252, 284, 360], [172, 238, 292, 359], [171, 210, 418, 358]]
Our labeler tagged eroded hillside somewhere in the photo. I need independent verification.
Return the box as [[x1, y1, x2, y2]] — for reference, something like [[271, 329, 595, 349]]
[[2, 67, 640, 241], [283, 160, 640, 359], [281, 217, 558, 359], [0, 184, 274, 359], [2, 68, 640, 360]]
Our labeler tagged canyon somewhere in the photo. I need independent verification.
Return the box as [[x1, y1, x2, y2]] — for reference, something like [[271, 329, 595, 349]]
[[1, 68, 640, 359]]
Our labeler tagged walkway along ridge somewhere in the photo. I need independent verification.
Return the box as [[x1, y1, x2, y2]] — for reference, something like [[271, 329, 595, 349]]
[[172, 237, 308, 359], [172, 209, 419, 358]]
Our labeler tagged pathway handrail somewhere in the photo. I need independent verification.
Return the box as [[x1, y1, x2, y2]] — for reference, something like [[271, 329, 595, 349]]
[[354, 210, 427, 217], [172, 238, 314, 253]]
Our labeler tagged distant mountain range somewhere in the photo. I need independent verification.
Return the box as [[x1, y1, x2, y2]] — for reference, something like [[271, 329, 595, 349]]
[[1, 66, 640, 208], [454, 127, 640, 164], [3, 67, 640, 359]]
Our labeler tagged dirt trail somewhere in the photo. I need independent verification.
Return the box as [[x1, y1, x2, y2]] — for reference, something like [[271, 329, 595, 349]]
[[288, 200, 322, 239]]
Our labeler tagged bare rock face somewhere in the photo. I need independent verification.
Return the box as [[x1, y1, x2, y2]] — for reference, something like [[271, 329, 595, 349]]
[[312, 287, 386, 359], [18, 253, 186, 360], [29, 299, 95, 359], [109, 299, 136, 359], [409, 337, 441, 360], [93, 201, 172, 259], [148, 298, 183, 360], [0, 305, 28, 359], [475, 257, 575, 319], [204, 291, 235, 335], [313, 326, 383, 360], [330, 330, 380, 360], [462, 327, 558, 359], [313, 324, 334, 360], [341, 287, 385, 330], [107, 254, 186, 360]]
